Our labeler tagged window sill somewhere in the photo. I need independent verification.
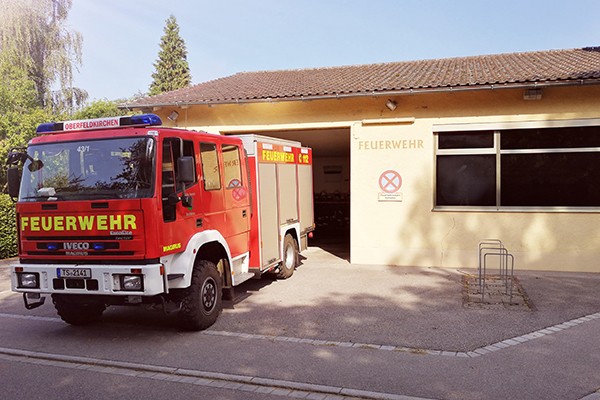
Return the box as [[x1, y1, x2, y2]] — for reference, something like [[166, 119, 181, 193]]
[[432, 206, 600, 213]]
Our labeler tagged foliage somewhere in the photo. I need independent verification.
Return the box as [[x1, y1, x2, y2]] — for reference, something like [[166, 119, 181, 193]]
[[0, 3, 150, 259], [71, 99, 130, 120], [148, 15, 191, 96], [0, 0, 87, 113], [0, 194, 17, 259], [0, 51, 53, 187]]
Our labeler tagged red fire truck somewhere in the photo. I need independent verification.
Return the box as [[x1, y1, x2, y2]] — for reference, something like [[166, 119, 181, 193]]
[[6, 114, 314, 330]]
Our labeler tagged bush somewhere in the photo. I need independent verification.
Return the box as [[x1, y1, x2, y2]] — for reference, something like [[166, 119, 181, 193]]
[[0, 193, 17, 259]]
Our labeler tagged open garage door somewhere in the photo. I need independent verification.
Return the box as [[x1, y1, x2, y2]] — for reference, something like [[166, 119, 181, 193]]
[[226, 128, 350, 260]]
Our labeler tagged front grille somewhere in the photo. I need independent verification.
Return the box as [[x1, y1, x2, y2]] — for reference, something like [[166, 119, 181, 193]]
[[22, 235, 140, 259], [25, 235, 133, 241], [53, 278, 99, 291], [27, 251, 135, 256]]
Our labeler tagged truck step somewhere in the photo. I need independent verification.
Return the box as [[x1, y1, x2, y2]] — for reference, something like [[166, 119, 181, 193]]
[[232, 272, 255, 286]]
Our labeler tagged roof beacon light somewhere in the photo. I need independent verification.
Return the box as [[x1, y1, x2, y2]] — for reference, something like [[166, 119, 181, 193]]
[[36, 113, 163, 134], [128, 114, 163, 126]]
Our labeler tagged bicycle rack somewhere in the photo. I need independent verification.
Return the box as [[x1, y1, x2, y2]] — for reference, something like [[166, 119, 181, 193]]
[[477, 239, 515, 302]]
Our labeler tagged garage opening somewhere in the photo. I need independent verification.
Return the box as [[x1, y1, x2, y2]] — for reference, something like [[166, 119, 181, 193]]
[[227, 128, 350, 259]]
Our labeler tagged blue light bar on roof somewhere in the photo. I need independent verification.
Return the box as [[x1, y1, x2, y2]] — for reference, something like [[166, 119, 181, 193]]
[[35, 113, 163, 134], [36, 122, 61, 134], [129, 114, 162, 126]]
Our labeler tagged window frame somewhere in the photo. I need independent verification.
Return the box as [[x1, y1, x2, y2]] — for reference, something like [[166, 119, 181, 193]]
[[433, 118, 600, 212], [199, 142, 221, 191], [221, 144, 243, 190]]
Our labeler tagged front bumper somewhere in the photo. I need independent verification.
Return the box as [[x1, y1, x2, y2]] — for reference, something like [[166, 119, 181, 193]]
[[11, 263, 165, 297]]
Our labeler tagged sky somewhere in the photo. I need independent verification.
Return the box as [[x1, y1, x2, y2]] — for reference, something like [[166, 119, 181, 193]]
[[68, 0, 600, 102]]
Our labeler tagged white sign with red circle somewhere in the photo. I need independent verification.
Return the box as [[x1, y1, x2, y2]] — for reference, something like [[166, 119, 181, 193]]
[[228, 179, 247, 201], [379, 170, 402, 193], [378, 170, 403, 202]]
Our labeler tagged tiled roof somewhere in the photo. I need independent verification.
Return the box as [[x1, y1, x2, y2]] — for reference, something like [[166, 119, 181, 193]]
[[128, 47, 600, 107]]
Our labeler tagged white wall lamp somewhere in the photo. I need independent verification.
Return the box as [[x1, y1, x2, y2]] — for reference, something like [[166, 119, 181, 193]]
[[385, 99, 398, 111], [167, 110, 179, 121]]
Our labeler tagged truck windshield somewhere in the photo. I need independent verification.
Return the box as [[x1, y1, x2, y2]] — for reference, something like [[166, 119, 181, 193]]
[[19, 137, 155, 201]]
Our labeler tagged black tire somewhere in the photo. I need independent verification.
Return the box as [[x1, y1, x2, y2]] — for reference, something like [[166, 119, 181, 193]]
[[276, 234, 298, 279], [52, 294, 106, 326], [178, 260, 222, 331]]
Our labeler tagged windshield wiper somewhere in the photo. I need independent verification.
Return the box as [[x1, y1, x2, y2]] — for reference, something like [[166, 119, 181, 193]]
[[59, 191, 117, 200], [22, 191, 118, 201], [21, 195, 62, 201]]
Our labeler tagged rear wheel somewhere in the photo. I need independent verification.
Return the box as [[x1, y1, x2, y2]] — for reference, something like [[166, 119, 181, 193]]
[[52, 294, 106, 326], [178, 260, 222, 331], [277, 234, 298, 279]]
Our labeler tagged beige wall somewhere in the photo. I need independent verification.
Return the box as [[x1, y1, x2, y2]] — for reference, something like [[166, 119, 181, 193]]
[[150, 85, 600, 272]]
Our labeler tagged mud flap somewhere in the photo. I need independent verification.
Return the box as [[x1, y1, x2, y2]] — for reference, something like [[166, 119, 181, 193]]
[[23, 293, 46, 310]]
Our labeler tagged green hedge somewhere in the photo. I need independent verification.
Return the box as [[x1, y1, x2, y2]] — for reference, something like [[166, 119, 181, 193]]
[[0, 193, 17, 259]]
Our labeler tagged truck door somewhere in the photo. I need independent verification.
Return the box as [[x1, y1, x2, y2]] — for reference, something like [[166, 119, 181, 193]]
[[197, 142, 226, 240], [160, 137, 199, 253], [221, 144, 250, 257]]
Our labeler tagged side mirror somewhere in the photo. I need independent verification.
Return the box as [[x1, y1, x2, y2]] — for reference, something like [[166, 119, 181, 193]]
[[7, 167, 21, 199], [177, 156, 195, 184]]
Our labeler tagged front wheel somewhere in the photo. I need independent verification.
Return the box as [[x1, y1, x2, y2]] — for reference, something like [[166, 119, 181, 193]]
[[178, 260, 223, 331], [277, 234, 298, 279]]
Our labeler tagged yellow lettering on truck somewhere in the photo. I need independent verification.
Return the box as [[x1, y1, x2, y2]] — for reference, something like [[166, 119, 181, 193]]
[[30, 217, 40, 231], [78, 216, 94, 230], [97, 215, 108, 230], [66, 216, 77, 230], [163, 243, 182, 252], [109, 215, 122, 230], [124, 214, 136, 230], [20, 214, 138, 232]]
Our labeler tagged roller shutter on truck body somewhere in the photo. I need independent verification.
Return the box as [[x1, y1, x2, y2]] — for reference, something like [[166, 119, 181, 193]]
[[234, 135, 314, 271]]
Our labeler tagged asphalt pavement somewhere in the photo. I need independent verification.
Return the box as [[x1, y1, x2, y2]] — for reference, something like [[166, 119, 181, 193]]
[[1, 245, 599, 400]]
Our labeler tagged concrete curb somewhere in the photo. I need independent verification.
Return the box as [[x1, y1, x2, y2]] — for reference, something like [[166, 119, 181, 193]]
[[203, 311, 600, 358], [0, 346, 430, 400]]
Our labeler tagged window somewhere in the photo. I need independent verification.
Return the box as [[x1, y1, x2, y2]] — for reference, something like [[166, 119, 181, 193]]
[[222, 145, 242, 189], [20, 137, 155, 202], [436, 154, 496, 206], [200, 143, 221, 190], [162, 138, 195, 222], [435, 124, 600, 209]]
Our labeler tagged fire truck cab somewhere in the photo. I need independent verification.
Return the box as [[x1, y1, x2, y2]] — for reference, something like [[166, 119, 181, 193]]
[[6, 114, 314, 330]]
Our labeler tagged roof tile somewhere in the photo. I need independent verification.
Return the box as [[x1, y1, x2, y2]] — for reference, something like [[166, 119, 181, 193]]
[[129, 47, 600, 107]]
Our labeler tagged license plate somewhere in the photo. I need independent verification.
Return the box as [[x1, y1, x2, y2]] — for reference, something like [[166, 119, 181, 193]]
[[57, 268, 92, 279]]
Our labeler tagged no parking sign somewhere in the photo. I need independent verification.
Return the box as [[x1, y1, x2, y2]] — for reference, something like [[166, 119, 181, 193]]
[[228, 179, 247, 201], [378, 170, 403, 202]]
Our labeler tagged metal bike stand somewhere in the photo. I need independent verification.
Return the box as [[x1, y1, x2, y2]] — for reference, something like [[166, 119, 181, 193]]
[[477, 239, 515, 302]]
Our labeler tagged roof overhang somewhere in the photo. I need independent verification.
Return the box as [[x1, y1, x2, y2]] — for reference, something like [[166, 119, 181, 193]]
[[121, 78, 600, 111]]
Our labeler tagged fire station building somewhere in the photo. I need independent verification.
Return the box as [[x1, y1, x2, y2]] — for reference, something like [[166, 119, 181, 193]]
[[127, 47, 600, 273]]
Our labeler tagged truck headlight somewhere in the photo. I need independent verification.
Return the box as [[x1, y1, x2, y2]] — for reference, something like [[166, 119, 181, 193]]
[[18, 273, 39, 289], [121, 275, 143, 291]]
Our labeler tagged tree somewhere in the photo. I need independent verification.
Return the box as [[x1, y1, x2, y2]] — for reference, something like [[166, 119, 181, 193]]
[[0, 0, 87, 113], [0, 50, 52, 188], [72, 99, 129, 120], [148, 15, 191, 96], [0, 52, 47, 258]]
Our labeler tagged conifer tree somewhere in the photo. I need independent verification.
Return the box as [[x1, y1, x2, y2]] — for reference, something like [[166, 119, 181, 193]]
[[149, 15, 191, 96]]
